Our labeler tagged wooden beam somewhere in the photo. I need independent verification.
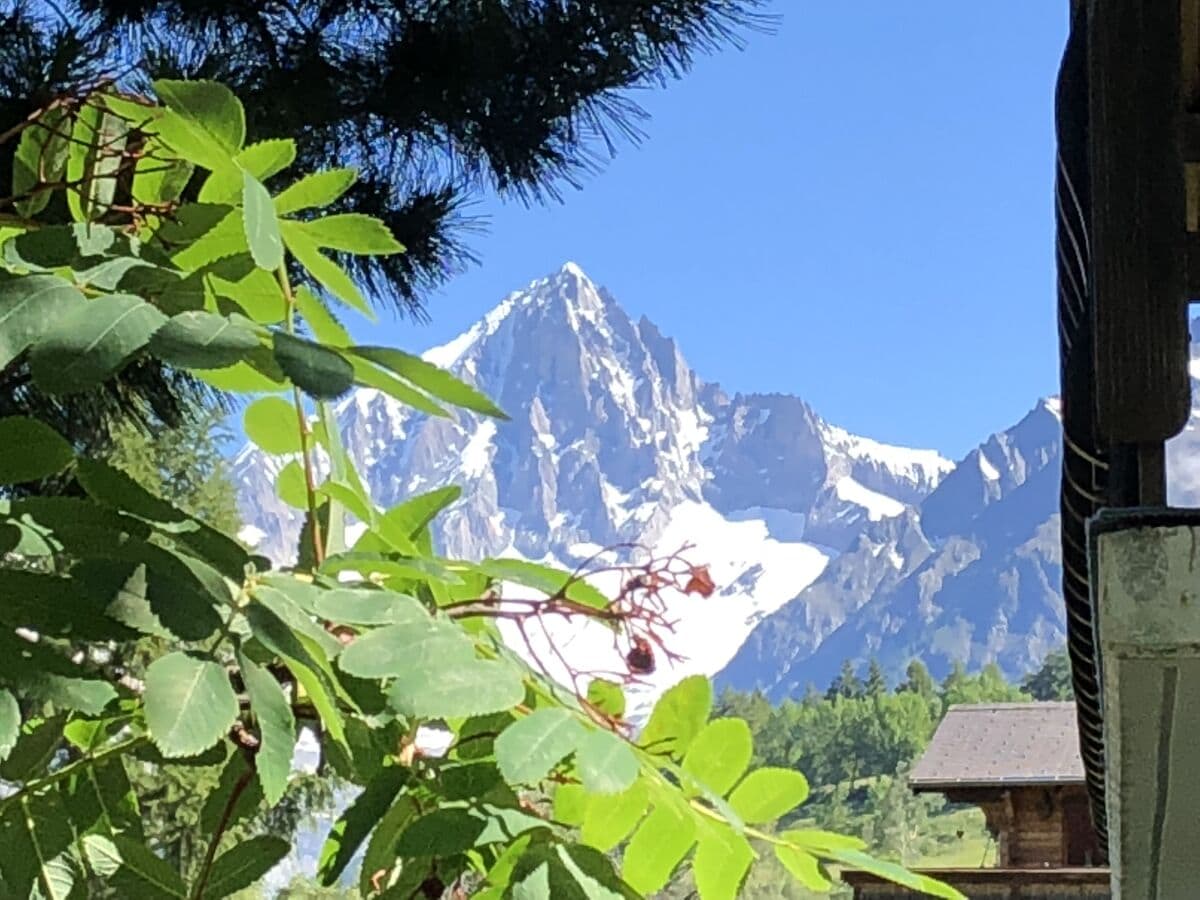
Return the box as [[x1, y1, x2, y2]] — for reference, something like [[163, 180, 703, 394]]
[[1088, 1, 1191, 444]]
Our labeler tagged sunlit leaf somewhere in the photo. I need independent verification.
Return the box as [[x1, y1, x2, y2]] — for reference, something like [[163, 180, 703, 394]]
[[274, 167, 356, 215], [638, 675, 712, 759], [575, 728, 639, 795], [313, 588, 426, 626], [773, 844, 832, 891], [350, 345, 507, 418], [580, 779, 649, 852], [682, 718, 753, 797], [243, 171, 283, 270], [200, 138, 296, 204], [152, 79, 244, 170], [621, 800, 696, 894], [338, 619, 475, 679], [586, 679, 626, 718], [474, 559, 608, 610], [244, 395, 304, 454], [692, 824, 754, 900], [281, 219, 371, 316], [295, 285, 350, 346], [728, 767, 810, 824], [290, 214, 404, 254]]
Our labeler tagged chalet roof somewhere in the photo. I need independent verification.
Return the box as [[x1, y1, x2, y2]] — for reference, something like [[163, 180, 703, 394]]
[[908, 702, 1085, 791]]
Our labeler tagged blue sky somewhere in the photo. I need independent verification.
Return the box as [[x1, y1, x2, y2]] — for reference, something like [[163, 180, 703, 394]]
[[368, 3, 1070, 460]]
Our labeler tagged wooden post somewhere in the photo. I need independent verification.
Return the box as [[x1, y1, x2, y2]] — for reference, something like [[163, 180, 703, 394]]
[[1088, 2, 1191, 459]]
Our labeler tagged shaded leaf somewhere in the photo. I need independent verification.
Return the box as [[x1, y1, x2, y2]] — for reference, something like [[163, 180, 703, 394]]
[[0, 274, 86, 370], [0, 417, 73, 484], [0, 792, 73, 898], [143, 653, 238, 758], [0, 690, 18, 763], [338, 619, 475, 679], [273, 331, 354, 399], [100, 834, 188, 898], [313, 588, 427, 626], [238, 652, 295, 806], [318, 766, 408, 886], [0, 633, 116, 715], [148, 310, 260, 369], [388, 660, 525, 719], [29, 294, 167, 395], [495, 709, 585, 786], [204, 835, 289, 898]]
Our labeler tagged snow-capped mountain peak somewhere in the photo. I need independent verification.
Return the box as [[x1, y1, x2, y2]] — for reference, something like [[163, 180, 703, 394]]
[[234, 263, 954, 709]]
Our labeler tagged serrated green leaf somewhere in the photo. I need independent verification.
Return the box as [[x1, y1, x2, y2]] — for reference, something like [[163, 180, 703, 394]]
[[727, 767, 809, 824], [275, 459, 310, 509], [586, 679, 626, 718], [580, 779, 649, 852], [148, 310, 261, 369], [474, 559, 608, 610], [273, 331, 354, 399], [169, 206, 250, 271], [200, 138, 296, 204], [774, 844, 832, 891], [0, 568, 134, 641], [693, 824, 754, 900], [238, 652, 295, 806], [350, 345, 507, 418], [254, 585, 342, 658], [0, 274, 86, 370], [638, 675, 712, 759], [576, 728, 639, 795], [100, 834, 188, 898], [349, 356, 450, 418], [621, 801, 696, 894], [281, 219, 371, 316], [29, 294, 167, 395], [295, 286, 350, 346], [203, 835, 289, 898], [152, 80, 244, 170], [780, 828, 868, 853], [245, 602, 347, 746], [682, 717, 753, 798], [274, 168, 357, 215], [243, 395, 303, 454], [318, 766, 408, 886], [0, 633, 116, 716], [313, 588, 426, 626], [132, 152, 193, 205], [388, 660, 524, 719], [510, 843, 630, 900], [0, 417, 73, 484], [63, 756, 142, 841], [0, 690, 17, 763], [143, 653, 238, 758], [819, 847, 966, 899], [338, 619, 475, 679], [495, 709, 585, 786], [358, 792, 420, 895], [553, 784, 589, 827], [291, 214, 404, 255], [243, 171, 283, 270]]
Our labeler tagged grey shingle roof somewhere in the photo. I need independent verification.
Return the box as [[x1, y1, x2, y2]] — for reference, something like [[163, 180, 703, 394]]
[[908, 702, 1085, 789]]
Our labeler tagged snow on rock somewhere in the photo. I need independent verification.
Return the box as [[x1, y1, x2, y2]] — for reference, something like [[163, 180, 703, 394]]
[[834, 476, 905, 521]]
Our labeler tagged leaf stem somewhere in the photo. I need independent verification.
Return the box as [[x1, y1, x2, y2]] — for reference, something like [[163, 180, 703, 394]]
[[0, 735, 148, 814], [277, 262, 324, 565], [190, 762, 255, 899]]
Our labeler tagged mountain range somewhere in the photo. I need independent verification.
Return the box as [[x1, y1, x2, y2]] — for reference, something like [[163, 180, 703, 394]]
[[233, 263, 1200, 711]]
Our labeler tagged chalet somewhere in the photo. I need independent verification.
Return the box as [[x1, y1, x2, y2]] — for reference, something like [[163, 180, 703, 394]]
[[844, 702, 1111, 899]]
